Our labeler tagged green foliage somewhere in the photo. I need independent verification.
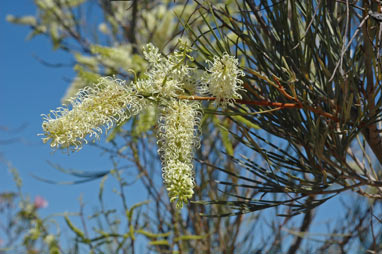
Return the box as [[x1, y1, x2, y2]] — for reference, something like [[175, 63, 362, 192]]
[[131, 106, 157, 137], [136, 230, 170, 239], [213, 116, 234, 156], [64, 216, 87, 241], [184, 0, 382, 216], [148, 240, 170, 246], [73, 65, 101, 84]]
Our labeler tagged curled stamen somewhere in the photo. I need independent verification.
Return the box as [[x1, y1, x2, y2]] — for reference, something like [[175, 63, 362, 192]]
[[157, 100, 201, 208], [40, 77, 144, 152], [201, 53, 245, 107]]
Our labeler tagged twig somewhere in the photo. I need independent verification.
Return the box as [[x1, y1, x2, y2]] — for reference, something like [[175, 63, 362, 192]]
[[286, 197, 314, 254], [178, 95, 338, 121], [272, 76, 298, 102], [329, 13, 370, 82], [128, 0, 138, 53]]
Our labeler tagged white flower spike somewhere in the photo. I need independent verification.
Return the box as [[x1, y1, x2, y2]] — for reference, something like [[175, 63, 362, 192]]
[[201, 53, 245, 106], [136, 43, 194, 99], [40, 77, 144, 151], [157, 100, 201, 208]]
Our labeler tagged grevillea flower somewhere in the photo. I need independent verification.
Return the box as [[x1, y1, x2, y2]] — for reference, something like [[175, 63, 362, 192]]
[[40, 77, 144, 151], [157, 100, 201, 208], [41, 44, 244, 209], [135, 43, 193, 99], [91, 44, 134, 72], [201, 53, 245, 106]]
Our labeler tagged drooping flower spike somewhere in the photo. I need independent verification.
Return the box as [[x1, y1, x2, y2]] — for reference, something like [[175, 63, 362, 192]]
[[40, 77, 144, 151], [157, 100, 201, 208]]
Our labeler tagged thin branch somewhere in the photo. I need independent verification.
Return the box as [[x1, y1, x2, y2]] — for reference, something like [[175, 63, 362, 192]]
[[178, 95, 338, 121], [329, 13, 370, 82], [128, 0, 138, 53], [287, 198, 314, 254]]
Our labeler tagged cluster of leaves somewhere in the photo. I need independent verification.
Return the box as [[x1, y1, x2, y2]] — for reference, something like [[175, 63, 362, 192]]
[[185, 0, 382, 216]]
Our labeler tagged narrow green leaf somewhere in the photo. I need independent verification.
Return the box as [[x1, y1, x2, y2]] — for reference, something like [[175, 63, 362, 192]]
[[231, 115, 260, 129], [136, 229, 171, 239], [64, 216, 87, 241], [132, 106, 157, 136], [174, 234, 207, 241], [130, 224, 135, 240], [126, 200, 150, 221], [149, 240, 170, 246], [74, 65, 101, 84], [213, 117, 234, 156], [98, 174, 108, 203]]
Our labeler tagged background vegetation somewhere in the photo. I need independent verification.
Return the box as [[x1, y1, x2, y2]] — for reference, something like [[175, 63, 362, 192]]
[[2, 0, 382, 253]]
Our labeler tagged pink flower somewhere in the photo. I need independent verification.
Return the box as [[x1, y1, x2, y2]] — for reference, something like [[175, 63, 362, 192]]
[[34, 196, 48, 209]]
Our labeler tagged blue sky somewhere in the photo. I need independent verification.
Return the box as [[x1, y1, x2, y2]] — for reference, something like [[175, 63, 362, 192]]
[[0, 0, 147, 221]]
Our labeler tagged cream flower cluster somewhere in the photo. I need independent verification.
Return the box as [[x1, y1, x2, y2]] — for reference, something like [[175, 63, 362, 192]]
[[201, 53, 245, 106], [134, 43, 193, 98], [91, 44, 133, 72], [40, 77, 144, 151], [40, 43, 245, 208], [157, 100, 201, 209], [139, 43, 202, 207]]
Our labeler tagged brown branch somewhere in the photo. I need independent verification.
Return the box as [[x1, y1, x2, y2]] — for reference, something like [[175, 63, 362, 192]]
[[178, 95, 338, 121], [361, 3, 382, 165], [287, 198, 314, 254], [128, 0, 138, 53], [272, 76, 297, 101], [238, 70, 337, 120]]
